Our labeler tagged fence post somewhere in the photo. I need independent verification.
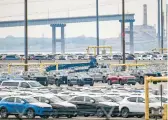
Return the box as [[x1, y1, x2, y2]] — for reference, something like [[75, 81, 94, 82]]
[[8, 63, 11, 74]]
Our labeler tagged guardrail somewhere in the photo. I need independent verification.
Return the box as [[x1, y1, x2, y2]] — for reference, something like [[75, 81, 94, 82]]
[[144, 76, 168, 120]]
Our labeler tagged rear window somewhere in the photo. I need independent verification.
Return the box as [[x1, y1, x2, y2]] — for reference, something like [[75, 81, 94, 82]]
[[2, 82, 19, 87]]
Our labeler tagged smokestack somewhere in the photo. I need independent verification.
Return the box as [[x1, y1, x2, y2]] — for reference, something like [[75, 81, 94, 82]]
[[143, 4, 147, 26]]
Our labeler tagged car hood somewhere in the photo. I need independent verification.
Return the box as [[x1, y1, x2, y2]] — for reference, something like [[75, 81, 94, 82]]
[[53, 102, 76, 108], [149, 102, 162, 108], [99, 102, 119, 106], [30, 103, 52, 108]]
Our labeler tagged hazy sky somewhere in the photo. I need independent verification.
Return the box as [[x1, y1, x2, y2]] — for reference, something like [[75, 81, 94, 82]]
[[0, 0, 167, 38]]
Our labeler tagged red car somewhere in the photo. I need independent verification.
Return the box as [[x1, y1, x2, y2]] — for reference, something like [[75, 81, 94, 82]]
[[106, 73, 136, 85]]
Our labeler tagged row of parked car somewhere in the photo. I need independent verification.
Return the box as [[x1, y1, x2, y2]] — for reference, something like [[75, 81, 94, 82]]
[[0, 82, 167, 119], [0, 63, 167, 87], [0, 52, 167, 60]]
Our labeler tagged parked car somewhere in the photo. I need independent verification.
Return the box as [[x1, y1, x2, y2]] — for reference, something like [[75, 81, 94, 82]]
[[0, 96, 53, 119], [2, 55, 20, 60], [107, 72, 136, 85], [68, 95, 119, 117], [22, 71, 48, 86], [33, 94, 77, 118], [119, 96, 162, 118], [1, 80, 44, 89]]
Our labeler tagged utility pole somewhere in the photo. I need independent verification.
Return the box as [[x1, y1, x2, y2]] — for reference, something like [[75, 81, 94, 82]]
[[158, 0, 161, 49], [96, 0, 100, 55], [160, 0, 164, 54], [122, 0, 126, 71], [24, 0, 28, 71]]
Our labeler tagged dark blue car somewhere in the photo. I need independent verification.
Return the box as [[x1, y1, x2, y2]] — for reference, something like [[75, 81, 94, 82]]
[[0, 96, 53, 119]]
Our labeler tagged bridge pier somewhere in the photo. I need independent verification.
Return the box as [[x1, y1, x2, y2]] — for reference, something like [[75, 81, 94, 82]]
[[119, 20, 135, 54], [50, 24, 66, 54]]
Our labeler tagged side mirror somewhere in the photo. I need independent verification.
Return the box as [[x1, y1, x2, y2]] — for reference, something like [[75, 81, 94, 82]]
[[45, 100, 50, 104], [90, 99, 95, 103]]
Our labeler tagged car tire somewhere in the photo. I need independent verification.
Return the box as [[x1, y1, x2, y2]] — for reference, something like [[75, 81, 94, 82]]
[[55, 81, 60, 87], [84, 114, 89, 117], [136, 115, 144, 118], [121, 107, 129, 118], [119, 80, 124, 85], [67, 115, 72, 118], [108, 80, 112, 85], [96, 108, 104, 117], [140, 77, 144, 84], [15, 114, 22, 119], [90, 84, 93, 86], [0, 108, 8, 119], [40, 115, 50, 119], [26, 108, 35, 119], [52, 115, 59, 118], [102, 76, 106, 83]]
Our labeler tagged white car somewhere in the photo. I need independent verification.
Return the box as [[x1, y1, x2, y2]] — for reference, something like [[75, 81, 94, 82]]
[[153, 54, 164, 60], [119, 96, 162, 118], [1, 80, 44, 89]]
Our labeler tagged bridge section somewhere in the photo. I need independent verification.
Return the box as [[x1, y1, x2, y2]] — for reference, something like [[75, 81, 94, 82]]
[[0, 14, 135, 54]]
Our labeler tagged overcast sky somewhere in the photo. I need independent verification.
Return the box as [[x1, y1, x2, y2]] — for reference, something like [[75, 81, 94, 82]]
[[0, 0, 167, 38]]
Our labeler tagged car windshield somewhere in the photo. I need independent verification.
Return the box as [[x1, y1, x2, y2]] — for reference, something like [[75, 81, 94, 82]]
[[24, 97, 39, 103], [94, 96, 108, 102], [30, 72, 42, 76], [28, 82, 43, 87], [149, 98, 160, 103], [50, 96, 64, 103]]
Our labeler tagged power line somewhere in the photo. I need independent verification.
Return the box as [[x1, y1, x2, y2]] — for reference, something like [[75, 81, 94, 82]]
[[0, 0, 139, 19]]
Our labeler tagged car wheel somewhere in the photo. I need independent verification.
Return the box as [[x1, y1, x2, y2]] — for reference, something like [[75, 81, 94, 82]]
[[121, 107, 129, 118], [136, 115, 144, 118], [26, 108, 35, 119], [90, 84, 93, 86], [52, 114, 59, 118], [102, 76, 106, 83], [67, 115, 72, 118], [140, 77, 144, 84], [55, 81, 60, 87], [119, 80, 124, 85], [15, 114, 22, 119], [132, 83, 136, 85], [0, 108, 8, 119], [40, 115, 50, 119], [84, 114, 89, 117], [108, 80, 112, 85], [96, 108, 104, 117]]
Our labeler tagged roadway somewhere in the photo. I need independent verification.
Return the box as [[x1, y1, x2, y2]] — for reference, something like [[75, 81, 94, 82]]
[[0, 60, 167, 64]]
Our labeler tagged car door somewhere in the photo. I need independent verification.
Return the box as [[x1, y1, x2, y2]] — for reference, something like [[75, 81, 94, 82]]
[[84, 96, 97, 114], [137, 97, 145, 113], [14, 97, 26, 114], [127, 97, 138, 112], [69, 96, 85, 114], [3, 97, 15, 113]]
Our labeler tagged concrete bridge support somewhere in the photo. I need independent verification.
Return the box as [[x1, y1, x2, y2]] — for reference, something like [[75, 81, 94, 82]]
[[50, 24, 66, 54], [119, 20, 135, 54]]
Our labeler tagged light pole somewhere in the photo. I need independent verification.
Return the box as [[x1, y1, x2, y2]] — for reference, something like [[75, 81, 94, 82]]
[[161, 0, 164, 54], [122, 0, 126, 71], [24, 0, 28, 71], [96, 0, 99, 55]]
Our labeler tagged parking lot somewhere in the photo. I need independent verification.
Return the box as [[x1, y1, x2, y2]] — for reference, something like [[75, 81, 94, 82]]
[[0, 59, 167, 119]]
